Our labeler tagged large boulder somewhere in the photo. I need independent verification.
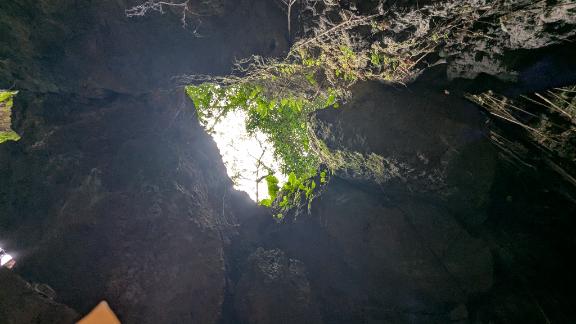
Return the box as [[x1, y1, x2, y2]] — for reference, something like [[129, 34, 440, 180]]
[[2, 91, 234, 323], [262, 179, 493, 323], [309, 81, 496, 225]]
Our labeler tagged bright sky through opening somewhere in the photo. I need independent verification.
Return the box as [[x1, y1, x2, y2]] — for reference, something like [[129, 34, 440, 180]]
[[208, 109, 285, 201], [0, 246, 13, 267]]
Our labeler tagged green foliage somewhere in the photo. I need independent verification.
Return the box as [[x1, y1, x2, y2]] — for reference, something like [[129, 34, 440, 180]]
[[187, 82, 328, 176], [184, 0, 495, 218], [260, 170, 327, 220], [0, 130, 20, 143], [0, 91, 17, 102], [265, 174, 280, 198], [186, 78, 334, 219], [0, 90, 20, 144], [259, 175, 279, 208]]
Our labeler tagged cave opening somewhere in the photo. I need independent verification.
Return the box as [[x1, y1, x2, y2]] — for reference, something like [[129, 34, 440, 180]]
[[1, 0, 576, 323], [199, 107, 285, 203]]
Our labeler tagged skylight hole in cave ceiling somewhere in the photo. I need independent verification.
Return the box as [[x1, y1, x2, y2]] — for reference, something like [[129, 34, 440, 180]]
[[206, 109, 286, 202], [0, 246, 15, 269]]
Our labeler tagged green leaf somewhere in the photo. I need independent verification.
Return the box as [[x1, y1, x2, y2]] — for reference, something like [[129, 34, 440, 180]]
[[279, 195, 289, 208], [1, 90, 20, 144], [0, 90, 17, 103], [326, 93, 336, 106], [269, 99, 277, 110], [259, 198, 273, 207], [288, 172, 296, 186], [305, 73, 318, 86], [265, 174, 280, 198], [249, 87, 260, 99], [370, 52, 381, 66]]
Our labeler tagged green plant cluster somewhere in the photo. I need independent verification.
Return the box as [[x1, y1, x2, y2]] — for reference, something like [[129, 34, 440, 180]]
[[259, 170, 328, 220], [186, 81, 334, 220], [0, 90, 20, 144], [183, 0, 495, 219]]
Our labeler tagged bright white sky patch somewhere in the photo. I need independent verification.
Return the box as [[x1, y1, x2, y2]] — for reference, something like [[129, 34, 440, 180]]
[[208, 110, 285, 202], [0, 246, 13, 267], [0, 253, 12, 266]]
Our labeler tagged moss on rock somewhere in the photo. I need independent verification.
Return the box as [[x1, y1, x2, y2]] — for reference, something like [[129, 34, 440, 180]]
[[0, 90, 19, 144]]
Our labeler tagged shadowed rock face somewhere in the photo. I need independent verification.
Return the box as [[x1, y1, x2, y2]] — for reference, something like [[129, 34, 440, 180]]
[[310, 81, 497, 226], [1, 0, 576, 323], [6, 91, 236, 323], [0, 268, 78, 323], [247, 178, 493, 324], [228, 77, 575, 323], [228, 82, 495, 323], [0, 0, 286, 322], [233, 248, 322, 324], [0, 0, 289, 94]]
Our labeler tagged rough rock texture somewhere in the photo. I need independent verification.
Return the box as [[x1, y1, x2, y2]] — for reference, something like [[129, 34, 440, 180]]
[[1, 0, 576, 323], [309, 81, 496, 225], [1, 90, 236, 323], [0, 268, 78, 324], [234, 248, 322, 324], [0, 0, 289, 94], [446, 0, 576, 80], [501, 0, 576, 50], [312, 181, 494, 305], [223, 81, 496, 323], [377, 0, 576, 81], [231, 178, 493, 324], [0, 0, 286, 322]]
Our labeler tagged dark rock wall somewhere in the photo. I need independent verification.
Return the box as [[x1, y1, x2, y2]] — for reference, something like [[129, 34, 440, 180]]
[[233, 248, 322, 324], [1, 0, 576, 323], [285, 179, 492, 323], [0, 268, 78, 324], [229, 79, 576, 323], [0, 0, 286, 322], [309, 82, 496, 226], [5, 91, 237, 323], [230, 83, 496, 323]]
